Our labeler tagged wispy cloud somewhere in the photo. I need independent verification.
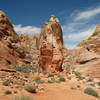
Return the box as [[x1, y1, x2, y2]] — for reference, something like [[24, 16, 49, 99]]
[[14, 24, 40, 36], [63, 26, 95, 49], [74, 6, 100, 21]]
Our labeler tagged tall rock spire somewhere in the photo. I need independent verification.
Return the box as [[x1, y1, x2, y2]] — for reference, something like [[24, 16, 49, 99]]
[[39, 15, 64, 73]]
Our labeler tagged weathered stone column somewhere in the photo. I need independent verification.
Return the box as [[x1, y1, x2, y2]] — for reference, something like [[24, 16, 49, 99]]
[[39, 15, 64, 73]]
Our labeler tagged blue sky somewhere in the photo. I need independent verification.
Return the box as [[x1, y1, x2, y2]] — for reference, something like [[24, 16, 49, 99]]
[[1, 0, 100, 49]]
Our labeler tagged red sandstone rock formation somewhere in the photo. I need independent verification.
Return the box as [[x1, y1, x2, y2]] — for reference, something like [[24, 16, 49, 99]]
[[39, 15, 64, 73], [0, 11, 31, 68], [77, 25, 100, 54]]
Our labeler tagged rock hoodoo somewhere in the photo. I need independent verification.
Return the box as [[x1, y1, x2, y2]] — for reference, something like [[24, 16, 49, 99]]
[[39, 15, 64, 73]]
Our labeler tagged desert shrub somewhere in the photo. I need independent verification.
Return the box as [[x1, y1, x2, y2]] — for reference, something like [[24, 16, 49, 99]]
[[58, 77, 66, 82], [34, 77, 41, 81], [97, 82, 100, 86], [67, 76, 71, 80], [13, 90, 18, 94], [14, 94, 34, 100], [70, 87, 76, 90], [90, 83, 95, 87], [41, 71, 48, 75], [48, 80, 55, 83], [24, 75, 28, 78], [77, 85, 81, 88], [34, 77, 45, 84], [74, 71, 84, 80], [25, 85, 37, 93], [4, 90, 12, 94], [48, 73, 55, 77], [14, 65, 34, 73], [2, 80, 10, 86], [14, 65, 41, 73], [84, 87, 99, 98], [87, 77, 94, 82]]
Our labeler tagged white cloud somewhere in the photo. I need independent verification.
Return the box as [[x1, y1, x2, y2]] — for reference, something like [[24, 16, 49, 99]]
[[63, 26, 95, 43], [14, 24, 40, 36], [75, 7, 100, 21], [63, 28, 95, 49]]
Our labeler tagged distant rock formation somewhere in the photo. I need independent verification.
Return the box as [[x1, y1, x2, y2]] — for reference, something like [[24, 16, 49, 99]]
[[64, 25, 100, 79], [39, 15, 64, 73], [77, 25, 100, 54]]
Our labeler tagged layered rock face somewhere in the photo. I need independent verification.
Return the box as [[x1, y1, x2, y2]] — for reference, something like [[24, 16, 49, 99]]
[[39, 16, 64, 72]]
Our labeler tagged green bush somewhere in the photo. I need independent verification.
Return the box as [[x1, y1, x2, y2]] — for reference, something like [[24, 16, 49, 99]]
[[84, 87, 99, 98], [25, 85, 37, 93], [48, 73, 55, 77], [34, 77, 45, 84], [2, 80, 10, 86], [4, 90, 12, 94], [34, 77, 41, 81], [42, 71, 48, 75], [58, 77, 66, 82], [14, 94, 34, 100], [74, 71, 84, 80], [14, 65, 34, 73]]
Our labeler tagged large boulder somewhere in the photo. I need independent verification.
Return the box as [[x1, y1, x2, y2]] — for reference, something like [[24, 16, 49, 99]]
[[39, 16, 64, 72]]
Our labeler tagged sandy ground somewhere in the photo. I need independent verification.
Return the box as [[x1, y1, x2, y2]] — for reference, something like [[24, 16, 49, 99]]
[[0, 81, 99, 100], [35, 83, 100, 100]]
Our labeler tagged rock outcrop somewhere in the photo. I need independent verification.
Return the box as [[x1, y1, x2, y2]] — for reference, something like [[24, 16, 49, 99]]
[[0, 11, 32, 68], [77, 25, 100, 54], [39, 15, 64, 72], [0, 11, 17, 39]]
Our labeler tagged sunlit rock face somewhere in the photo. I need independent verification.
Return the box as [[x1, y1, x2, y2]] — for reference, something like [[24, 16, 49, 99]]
[[39, 16, 64, 73], [0, 11, 31, 68], [77, 25, 100, 54], [0, 11, 17, 39]]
